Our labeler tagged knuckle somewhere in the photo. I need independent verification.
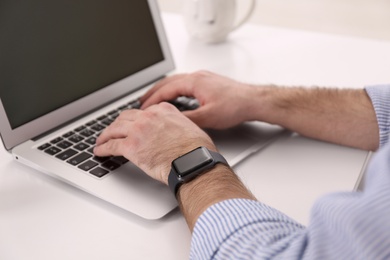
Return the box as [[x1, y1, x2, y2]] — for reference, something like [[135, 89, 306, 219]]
[[132, 119, 149, 134], [147, 102, 176, 114], [193, 70, 210, 77], [105, 140, 118, 153], [142, 109, 157, 120], [159, 102, 176, 111], [108, 119, 124, 133]]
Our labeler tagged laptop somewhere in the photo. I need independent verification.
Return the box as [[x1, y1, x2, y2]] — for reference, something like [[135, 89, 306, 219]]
[[0, 0, 286, 219]]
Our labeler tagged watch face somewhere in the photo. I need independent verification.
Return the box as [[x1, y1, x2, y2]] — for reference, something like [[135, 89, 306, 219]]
[[173, 147, 213, 177]]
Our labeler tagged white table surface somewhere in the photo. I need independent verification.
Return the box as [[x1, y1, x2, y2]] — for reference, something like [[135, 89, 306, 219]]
[[1, 13, 390, 260]]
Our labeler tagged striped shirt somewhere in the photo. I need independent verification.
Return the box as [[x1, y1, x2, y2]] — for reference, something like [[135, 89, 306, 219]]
[[190, 85, 390, 259]]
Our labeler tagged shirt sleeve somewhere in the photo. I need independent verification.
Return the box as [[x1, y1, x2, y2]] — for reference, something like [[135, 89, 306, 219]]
[[191, 141, 390, 259], [190, 199, 307, 259], [365, 84, 390, 147]]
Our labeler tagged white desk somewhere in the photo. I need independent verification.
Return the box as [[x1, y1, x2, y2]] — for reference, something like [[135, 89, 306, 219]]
[[1, 13, 390, 259]]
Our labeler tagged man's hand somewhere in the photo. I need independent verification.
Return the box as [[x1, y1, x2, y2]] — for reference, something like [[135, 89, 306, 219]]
[[141, 70, 257, 129], [94, 102, 216, 185], [143, 70, 379, 151], [94, 101, 255, 232]]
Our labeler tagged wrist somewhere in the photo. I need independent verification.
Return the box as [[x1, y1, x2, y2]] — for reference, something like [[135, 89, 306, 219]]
[[241, 84, 277, 123], [159, 142, 217, 185], [247, 85, 294, 125], [168, 146, 228, 195], [177, 164, 255, 231]]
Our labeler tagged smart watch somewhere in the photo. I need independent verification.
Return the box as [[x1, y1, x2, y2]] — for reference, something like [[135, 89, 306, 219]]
[[168, 146, 229, 196]]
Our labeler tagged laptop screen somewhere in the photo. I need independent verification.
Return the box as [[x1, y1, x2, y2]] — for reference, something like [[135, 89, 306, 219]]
[[0, 1, 164, 129]]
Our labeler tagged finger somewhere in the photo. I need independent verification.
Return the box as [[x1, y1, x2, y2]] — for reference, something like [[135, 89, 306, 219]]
[[183, 111, 221, 129], [182, 103, 213, 124], [141, 78, 195, 109], [140, 74, 188, 104], [182, 110, 199, 123], [182, 107, 211, 128], [95, 119, 133, 146], [181, 99, 233, 129], [94, 138, 128, 157]]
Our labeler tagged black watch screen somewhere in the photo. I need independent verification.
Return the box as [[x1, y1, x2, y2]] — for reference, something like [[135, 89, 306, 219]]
[[173, 147, 213, 177]]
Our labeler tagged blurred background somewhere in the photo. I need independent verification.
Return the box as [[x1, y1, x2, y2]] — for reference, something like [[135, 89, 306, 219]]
[[157, 0, 390, 41]]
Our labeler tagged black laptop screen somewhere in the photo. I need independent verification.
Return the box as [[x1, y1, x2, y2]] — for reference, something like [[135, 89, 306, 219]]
[[0, 0, 164, 129]]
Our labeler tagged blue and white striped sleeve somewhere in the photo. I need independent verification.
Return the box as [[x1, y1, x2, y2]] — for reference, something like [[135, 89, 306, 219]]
[[190, 85, 390, 259], [365, 84, 390, 147]]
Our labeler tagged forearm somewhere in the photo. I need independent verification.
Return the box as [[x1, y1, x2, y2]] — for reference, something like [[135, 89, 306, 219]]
[[177, 164, 256, 231], [245, 86, 379, 151]]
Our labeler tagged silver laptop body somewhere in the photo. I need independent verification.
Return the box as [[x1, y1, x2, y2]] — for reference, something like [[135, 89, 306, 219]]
[[0, 0, 285, 219]]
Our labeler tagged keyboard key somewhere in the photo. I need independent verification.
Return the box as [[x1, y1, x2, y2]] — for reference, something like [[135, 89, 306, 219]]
[[38, 143, 51, 150], [90, 167, 109, 178], [86, 120, 97, 126], [101, 118, 113, 126], [50, 137, 63, 144], [56, 148, 78, 161], [85, 136, 97, 145], [169, 97, 200, 111], [67, 152, 92, 166], [74, 142, 90, 151], [91, 124, 105, 132], [109, 112, 119, 119], [108, 110, 118, 115], [63, 131, 75, 138], [69, 134, 84, 143], [57, 140, 72, 149], [45, 146, 62, 155], [78, 160, 98, 171], [92, 156, 110, 163], [74, 126, 86, 132], [128, 100, 141, 109], [101, 160, 120, 171], [97, 115, 107, 121], [112, 156, 129, 165], [87, 147, 95, 154], [79, 128, 95, 137], [118, 105, 128, 111]]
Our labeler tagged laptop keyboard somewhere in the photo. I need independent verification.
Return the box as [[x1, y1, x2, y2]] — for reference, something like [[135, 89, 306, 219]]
[[36, 96, 198, 179], [37, 99, 141, 178]]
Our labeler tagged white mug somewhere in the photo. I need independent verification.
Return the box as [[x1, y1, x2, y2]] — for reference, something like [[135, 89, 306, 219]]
[[182, 0, 256, 43]]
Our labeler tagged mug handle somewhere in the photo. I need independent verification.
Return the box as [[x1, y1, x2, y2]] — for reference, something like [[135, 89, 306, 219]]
[[232, 0, 256, 31]]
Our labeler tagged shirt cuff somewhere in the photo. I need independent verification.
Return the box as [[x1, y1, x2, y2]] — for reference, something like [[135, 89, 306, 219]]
[[190, 199, 305, 259], [365, 84, 390, 147]]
